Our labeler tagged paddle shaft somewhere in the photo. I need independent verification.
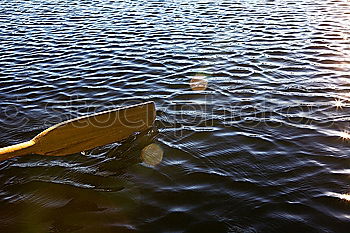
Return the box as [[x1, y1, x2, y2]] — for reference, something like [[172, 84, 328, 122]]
[[0, 141, 37, 161]]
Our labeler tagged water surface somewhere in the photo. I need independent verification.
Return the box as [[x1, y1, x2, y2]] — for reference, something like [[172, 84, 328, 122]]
[[0, 0, 350, 232]]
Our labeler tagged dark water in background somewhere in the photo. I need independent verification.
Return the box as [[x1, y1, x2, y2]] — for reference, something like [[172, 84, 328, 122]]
[[0, 0, 350, 232]]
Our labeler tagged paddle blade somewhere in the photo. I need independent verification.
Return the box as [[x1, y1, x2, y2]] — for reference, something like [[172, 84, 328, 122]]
[[33, 101, 156, 156]]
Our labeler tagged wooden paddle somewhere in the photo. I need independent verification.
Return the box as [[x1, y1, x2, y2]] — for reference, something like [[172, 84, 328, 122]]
[[0, 101, 156, 161]]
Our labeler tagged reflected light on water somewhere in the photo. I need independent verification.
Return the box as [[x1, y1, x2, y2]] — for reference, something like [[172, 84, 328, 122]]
[[141, 143, 163, 166], [344, 92, 350, 98], [327, 192, 350, 202], [334, 99, 345, 110], [339, 131, 350, 140], [340, 31, 348, 41], [190, 75, 208, 91], [341, 194, 350, 201]]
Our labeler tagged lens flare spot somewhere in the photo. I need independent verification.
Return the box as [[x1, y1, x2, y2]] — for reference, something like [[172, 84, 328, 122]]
[[190, 75, 208, 91], [141, 143, 163, 166]]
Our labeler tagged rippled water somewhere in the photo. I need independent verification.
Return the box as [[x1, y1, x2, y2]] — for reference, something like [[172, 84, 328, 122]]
[[1, 0, 350, 232]]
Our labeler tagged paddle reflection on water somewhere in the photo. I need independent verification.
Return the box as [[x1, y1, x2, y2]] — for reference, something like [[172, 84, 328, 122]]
[[93, 126, 160, 175]]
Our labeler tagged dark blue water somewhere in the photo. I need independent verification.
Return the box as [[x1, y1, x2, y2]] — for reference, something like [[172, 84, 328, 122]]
[[1, 0, 350, 232]]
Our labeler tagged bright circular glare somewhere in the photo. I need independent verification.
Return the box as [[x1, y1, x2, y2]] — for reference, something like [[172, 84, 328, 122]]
[[190, 76, 208, 91], [141, 143, 163, 166]]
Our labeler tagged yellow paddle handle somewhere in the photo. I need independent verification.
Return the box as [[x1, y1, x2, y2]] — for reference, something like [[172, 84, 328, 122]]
[[0, 140, 37, 161]]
